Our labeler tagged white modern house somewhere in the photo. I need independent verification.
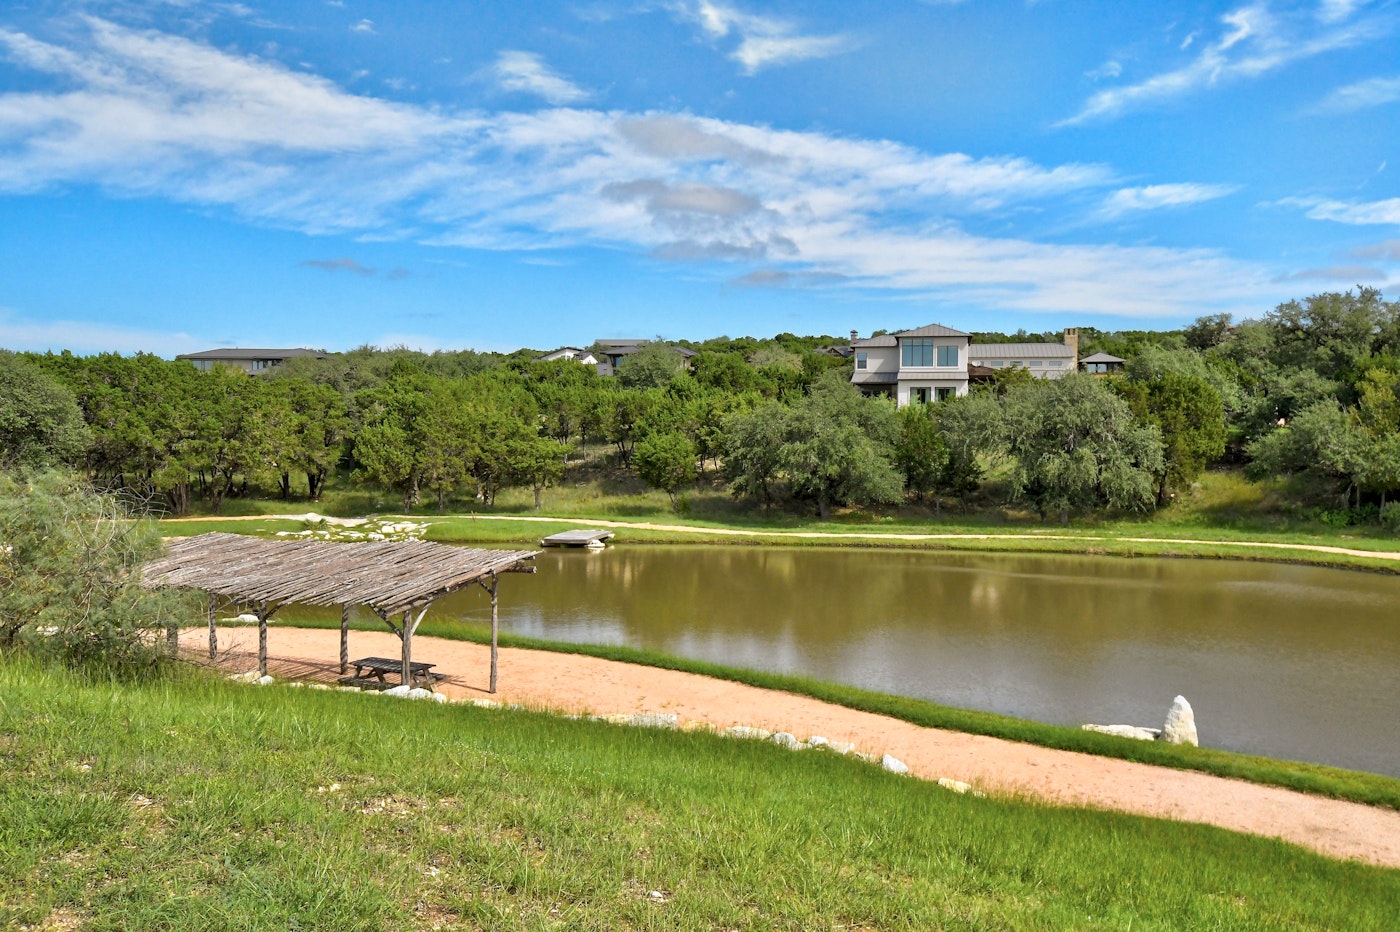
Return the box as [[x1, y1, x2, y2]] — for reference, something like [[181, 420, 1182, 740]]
[[850, 323, 971, 405], [533, 346, 601, 365], [176, 348, 326, 374], [850, 325, 1083, 405]]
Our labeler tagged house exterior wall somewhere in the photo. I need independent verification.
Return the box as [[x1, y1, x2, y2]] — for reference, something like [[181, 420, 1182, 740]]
[[855, 345, 899, 376], [895, 336, 969, 405]]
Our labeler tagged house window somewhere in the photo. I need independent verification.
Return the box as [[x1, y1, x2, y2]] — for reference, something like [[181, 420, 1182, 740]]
[[1049, 360, 1063, 367], [936, 387, 955, 402], [901, 338, 934, 367], [1029, 360, 1043, 367], [910, 387, 930, 404], [991, 361, 1004, 368], [937, 345, 958, 367], [856, 352, 868, 370]]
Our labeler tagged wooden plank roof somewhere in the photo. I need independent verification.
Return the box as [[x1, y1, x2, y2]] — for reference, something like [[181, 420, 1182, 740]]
[[143, 532, 536, 616]]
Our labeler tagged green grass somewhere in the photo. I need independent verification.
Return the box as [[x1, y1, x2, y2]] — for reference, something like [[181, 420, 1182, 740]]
[[1, 656, 1395, 930], [268, 612, 1400, 813]]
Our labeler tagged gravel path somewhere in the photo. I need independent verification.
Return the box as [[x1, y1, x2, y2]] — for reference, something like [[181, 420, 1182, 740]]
[[185, 625, 1400, 869]]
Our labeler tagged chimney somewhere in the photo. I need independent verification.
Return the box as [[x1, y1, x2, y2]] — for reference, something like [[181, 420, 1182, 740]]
[[1063, 328, 1079, 370], [850, 329, 859, 346]]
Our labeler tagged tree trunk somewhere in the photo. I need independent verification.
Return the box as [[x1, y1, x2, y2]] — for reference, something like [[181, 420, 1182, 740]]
[[401, 486, 413, 513], [534, 486, 542, 510], [307, 470, 324, 501], [818, 496, 830, 520], [1059, 507, 1070, 526], [279, 471, 291, 500], [438, 485, 446, 513]]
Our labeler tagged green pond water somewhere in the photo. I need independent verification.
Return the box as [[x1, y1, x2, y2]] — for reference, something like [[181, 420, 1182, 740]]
[[283, 545, 1400, 778]]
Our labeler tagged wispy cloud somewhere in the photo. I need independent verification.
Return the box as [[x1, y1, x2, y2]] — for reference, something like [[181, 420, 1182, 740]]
[[300, 257, 376, 275], [350, 18, 374, 34], [1309, 74, 1400, 114], [1273, 263, 1386, 282], [672, 1, 851, 74], [492, 50, 588, 105], [0, 18, 1277, 319], [1284, 196, 1400, 225], [1351, 239, 1400, 260], [1061, 2, 1385, 125], [1099, 182, 1238, 218]]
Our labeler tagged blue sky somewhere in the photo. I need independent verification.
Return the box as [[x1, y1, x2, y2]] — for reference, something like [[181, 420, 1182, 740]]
[[1, 0, 1397, 356]]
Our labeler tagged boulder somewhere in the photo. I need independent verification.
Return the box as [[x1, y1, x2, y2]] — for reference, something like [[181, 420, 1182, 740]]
[[806, 736, 829, 749], [629, 713, 678, 729], [383, 685, 411, 698], [770, 732, 801, 750], [936, 777, 971, 794], [880, 754, 909, 775], [825, 740, 856, 756], [1081, 723, 1160, 741], [1161, 695, 1199, 746], [723, 725, 772, 741]]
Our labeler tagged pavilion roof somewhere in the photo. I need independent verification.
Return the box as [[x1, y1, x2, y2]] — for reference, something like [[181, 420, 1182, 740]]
[[143, 532, 536, 616]]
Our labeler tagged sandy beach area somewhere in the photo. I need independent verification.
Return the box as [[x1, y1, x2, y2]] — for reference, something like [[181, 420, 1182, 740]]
[[181, 624, 1400, 869]]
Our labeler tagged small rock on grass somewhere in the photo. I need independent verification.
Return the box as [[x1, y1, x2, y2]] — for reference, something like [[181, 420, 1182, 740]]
[[770, 732, 801, 749], [724, 725, 772, 741], [880, 754, 909, 774], [1081, 723, 1160, 741]]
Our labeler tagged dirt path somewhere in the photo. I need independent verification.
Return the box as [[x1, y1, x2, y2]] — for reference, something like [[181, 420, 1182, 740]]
[[186, 625, 1400, 869], [164, 512, 1400, 563]]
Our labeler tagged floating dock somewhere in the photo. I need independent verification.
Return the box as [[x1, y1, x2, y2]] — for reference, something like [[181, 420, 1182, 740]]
[[540, 529, 615, 548]]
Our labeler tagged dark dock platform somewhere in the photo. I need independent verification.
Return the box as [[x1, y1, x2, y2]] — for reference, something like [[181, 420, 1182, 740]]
[[540, 529, 615, 548]]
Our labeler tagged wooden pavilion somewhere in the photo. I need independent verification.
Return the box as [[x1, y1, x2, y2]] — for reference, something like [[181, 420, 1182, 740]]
[[142, 532, 537, 692]]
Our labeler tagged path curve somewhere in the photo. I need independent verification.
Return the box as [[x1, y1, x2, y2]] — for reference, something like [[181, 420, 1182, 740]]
[[164, 512, 1400, 563], [186, 626, 1400, 869]]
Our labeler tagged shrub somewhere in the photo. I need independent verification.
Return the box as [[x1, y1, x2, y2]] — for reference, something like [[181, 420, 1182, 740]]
[[0, 470, 189, 670]]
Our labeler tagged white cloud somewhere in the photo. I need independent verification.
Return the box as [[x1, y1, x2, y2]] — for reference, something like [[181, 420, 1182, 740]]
[[1085, 59, 1121, 81], [0, 18, 1280, 319], [1099, 182, 1239, 218], [672, 1, 851, 74], [492, 50, 588, 105], [1318, 0, 1370, 23], [1286, 196, 1400, 225], [1061, 3, 1384, 125], [1309, 74, 1400, 113], [1274, 263, 1386, 282], [0, 311, 207, 356], [350, 19, 374, 34]]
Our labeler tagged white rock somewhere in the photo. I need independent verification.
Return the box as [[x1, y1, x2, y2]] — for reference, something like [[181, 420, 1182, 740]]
[[405, 687, 435, 701], [383, 685, 411, 698], [228, 670, 262, 684], [256, 675, 275, 686], [430, 692, 448, 703], [471, 699, 501, 709], [335, 686, 362, 693], [826, 741, 856, 756], [629, 713, 678, 729], [770, 732, 801, 749], [936, 777, 972, 794], [307, 683, 332, 691], [1162, 695, 1199, 746], [234, 613, 259, 624], [1081, 723, 1160, 741], [806, 736, 829, 749], [723, 725, 772, 741], [880, 754, 909, 774]]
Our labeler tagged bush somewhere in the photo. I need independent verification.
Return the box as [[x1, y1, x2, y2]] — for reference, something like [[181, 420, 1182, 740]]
[[0, 470, 190, 670], [1382, 501, 1400, 532]]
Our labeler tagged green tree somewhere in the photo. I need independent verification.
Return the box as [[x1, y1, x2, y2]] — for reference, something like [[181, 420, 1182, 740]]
[[634, 431, 697, 508], [893, 404, 948, 502], [614, 341, 684, 389], [1116, 371, 1227, 505], [722, 401, 787, 511], [0, 352, 88, 468], [1000, 376, 1164, 523]]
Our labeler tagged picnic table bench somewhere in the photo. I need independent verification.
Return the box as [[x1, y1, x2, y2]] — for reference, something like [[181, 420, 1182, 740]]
[[338, 656, 443, 690]]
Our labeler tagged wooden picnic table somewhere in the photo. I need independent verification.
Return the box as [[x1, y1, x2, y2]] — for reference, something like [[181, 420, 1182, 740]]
[[338, 655, 442, 690]]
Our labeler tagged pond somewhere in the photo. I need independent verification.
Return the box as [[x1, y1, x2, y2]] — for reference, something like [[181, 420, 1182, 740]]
[[301, 545, 1400, 777]]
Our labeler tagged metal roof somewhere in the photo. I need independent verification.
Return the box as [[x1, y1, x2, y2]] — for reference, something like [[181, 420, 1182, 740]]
[[851, 371, 898, 384], [967, 342, 1076, 358], [852, 335, 897, 348], [176, 348, 326, 361], [1080, 351, 1127, 363], [896, 323, 971, 338]]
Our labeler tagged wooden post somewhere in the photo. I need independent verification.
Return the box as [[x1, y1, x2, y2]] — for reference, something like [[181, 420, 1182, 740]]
[[258, 604, 269, 678], [489, 572, 500, 694], [339, 605, 349, 674], [207, 594, 218, 660], [400, 609, 412, 688]]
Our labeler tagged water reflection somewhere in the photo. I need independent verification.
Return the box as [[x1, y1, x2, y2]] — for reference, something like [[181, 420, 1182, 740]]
[[290, 545, 1400, 776]]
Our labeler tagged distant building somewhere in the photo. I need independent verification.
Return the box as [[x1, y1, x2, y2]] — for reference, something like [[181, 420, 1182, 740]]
[[851, 323, 971, 405], [533, 346, 600, 365], [1080, 351, 1126, 375], [966, 329, 1079, 380], [176, 348, 326, 375], [850, 325, 1083, 405], [590, 339, 696, 377]]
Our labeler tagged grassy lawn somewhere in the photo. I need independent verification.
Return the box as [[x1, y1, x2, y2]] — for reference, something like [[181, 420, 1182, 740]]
[[2, 657, 1396, 931]]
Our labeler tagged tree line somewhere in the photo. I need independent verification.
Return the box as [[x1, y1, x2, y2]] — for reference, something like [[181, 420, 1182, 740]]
[[2, 289, 1398, 527]]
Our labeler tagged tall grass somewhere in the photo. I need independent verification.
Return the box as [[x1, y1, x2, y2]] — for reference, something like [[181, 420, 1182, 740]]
[[1, 656, 1395, 930]]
